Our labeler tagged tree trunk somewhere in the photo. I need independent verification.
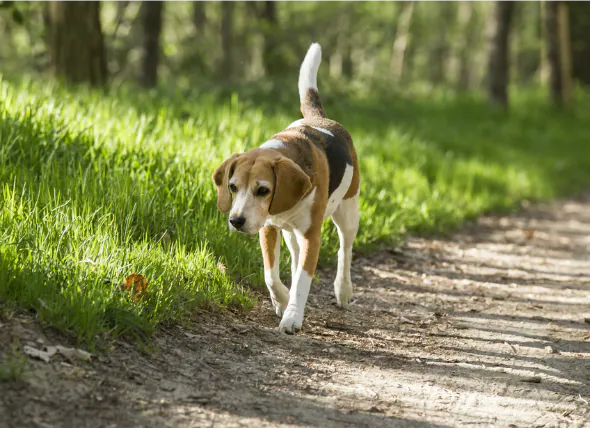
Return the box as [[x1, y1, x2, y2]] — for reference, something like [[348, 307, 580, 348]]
[[429, 2, 455, 86], [457, 1, 474, 91], [487, 1, 515, 108], [219, 1, 234, 79], [557, 2, 573, 104], [390, 1, 414, 83], [546, 1, 573, 106], [538, 1, 550, 85], [193, 1, 206, 37], [569, 2, 590, 87], [260, 1, 279, 76], [48, 1, 107, 86], [140, 1, 163, 88], [330, 5, 354, 80]]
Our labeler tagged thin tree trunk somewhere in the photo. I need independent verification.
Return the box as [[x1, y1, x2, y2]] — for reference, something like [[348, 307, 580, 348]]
[[538, 1, 550, 85], [487, 1, 515, 108], [512, 13, 520, 84], [48, 1, 107, 86], [140, 1, 163, 88], [331, 5, 354, 79], [193, 1, 206, 36], [545, 1, 572, 106], [220, 1, 234, 79], [557, 1, 573, 104], [260, 1, 279, 76], [569, 1, 590, 87], [457, 1, 474, 91], [546, 1, 561, 104], [429, 2, 454, 86], [390, 1, 414, 83]]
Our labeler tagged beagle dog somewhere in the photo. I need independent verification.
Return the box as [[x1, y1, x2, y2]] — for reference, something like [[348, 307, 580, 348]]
[[213, 43, 360, 334]]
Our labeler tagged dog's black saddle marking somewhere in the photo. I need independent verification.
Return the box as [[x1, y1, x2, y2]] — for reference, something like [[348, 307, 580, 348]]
[[323, 132, 353, 196], [290, 125, 353, 197]]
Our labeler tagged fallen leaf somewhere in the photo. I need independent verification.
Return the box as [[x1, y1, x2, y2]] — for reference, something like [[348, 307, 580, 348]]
[[122, 273, 148, 302], [522, 229, 536, 240]]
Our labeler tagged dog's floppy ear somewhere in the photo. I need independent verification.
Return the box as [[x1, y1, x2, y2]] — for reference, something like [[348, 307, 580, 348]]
[[212, 154, 241, 213], [269, 157, 312, 215]]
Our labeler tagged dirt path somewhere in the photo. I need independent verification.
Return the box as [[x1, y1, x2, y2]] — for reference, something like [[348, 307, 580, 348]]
[[2, 196, 590, 428]]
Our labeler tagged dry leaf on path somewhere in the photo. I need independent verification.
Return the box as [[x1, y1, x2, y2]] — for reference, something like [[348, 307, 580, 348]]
[[522, 229, 536, 240], [122, 273, 149, 302]]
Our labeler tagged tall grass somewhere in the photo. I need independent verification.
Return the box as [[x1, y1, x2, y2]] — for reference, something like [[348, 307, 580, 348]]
[[1, 77, 589, 345]]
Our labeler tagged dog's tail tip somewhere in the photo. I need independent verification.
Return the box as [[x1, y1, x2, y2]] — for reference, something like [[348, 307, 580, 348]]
[[298, 43, 325, 119]]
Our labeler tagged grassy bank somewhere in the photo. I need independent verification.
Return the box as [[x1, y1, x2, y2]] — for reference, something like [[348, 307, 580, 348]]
[[1, 78, 589, 346]]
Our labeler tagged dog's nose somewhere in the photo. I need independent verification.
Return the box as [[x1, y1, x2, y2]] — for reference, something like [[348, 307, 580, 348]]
[[230, 216, 246, 230]]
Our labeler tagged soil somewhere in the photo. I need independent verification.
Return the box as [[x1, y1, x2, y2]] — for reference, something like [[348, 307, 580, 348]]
[[1, 196, 590, 428]]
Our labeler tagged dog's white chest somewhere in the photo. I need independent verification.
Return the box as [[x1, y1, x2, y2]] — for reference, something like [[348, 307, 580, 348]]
[[265, 188, 317, 233]]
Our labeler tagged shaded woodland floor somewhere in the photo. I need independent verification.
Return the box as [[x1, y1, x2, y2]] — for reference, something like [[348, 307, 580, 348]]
[[1, 195, 590, 427]]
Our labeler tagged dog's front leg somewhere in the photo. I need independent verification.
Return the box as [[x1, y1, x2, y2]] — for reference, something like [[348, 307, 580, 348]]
[[279, 228, 321, 334], [260, 226, 289, 317], [281, 230, 299, 286]]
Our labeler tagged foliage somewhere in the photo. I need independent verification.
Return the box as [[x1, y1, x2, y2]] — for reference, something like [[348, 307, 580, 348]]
[[2, 1, 586, 91]]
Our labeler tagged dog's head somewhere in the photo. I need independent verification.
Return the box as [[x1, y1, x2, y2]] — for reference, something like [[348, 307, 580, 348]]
[[212, 149, 312, 234]]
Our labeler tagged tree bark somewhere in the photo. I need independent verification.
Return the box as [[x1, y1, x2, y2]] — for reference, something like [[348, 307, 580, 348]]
[[193, 1, 206, 37], [48, 1, 107, 86], [330, 4, 354, 79], [546, 1, 573, 106], [260, 1, 279, 76], [429, 2, 455, 86], [140, 1, 163, 88], [487, 1, 515, 108], [569, 2, 590, 87], [219, 1, 234, 79], [390, 1, 414, 83], [457, 1, 474, 91], [538, 1, 550, 85]]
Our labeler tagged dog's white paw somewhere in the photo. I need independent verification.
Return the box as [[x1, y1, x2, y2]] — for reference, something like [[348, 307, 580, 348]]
[[335, 279, 353, 309], [269, 285, 289, 318], [278, 306, 304, 334]]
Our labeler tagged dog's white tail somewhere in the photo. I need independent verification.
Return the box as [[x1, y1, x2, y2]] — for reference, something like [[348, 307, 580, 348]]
[[298, 43, 326, 119]]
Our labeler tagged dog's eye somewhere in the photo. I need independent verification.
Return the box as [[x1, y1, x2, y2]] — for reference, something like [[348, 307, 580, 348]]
[[229, 183, 238, 193], [256, 186, 270, 197]]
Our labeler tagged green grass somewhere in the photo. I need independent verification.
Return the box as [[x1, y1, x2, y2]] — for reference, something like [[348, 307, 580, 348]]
[[1, 77, 589, 346]]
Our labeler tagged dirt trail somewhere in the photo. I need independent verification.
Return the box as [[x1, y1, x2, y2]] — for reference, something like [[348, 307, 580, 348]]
[[2, 196, 590, 428]]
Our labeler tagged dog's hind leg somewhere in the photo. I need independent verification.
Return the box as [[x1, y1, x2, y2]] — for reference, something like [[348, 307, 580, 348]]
[[331, 192, 359, 308], [260, 226, 289, 317], [281, 230, 300, 286]]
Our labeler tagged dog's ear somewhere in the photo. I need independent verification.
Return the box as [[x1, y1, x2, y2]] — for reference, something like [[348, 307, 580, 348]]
[[212, 154, 241, 213], [269, 157, 312, 215]]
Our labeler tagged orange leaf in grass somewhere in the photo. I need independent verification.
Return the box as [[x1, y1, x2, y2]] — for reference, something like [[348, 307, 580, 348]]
[[122, 273, 149, 302]]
